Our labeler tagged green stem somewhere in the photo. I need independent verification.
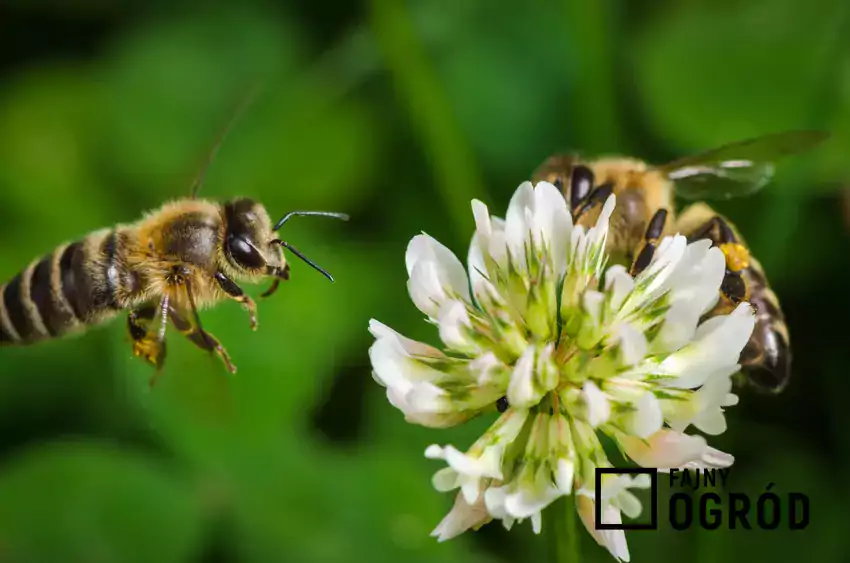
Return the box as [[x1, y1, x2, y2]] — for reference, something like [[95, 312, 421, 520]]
[[548, 495, 581, 563]]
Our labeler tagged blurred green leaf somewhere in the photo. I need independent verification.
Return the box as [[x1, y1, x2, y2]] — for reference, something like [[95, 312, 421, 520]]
[[694, 436, 845, 562], [208, 90, 380, 214], [435, 19, 575, 175], [370, 0, 485, 238], [98, 8, 305, 202], [0, 440, 202, 563], [0, 65, 114, 257], [559, 0, 623, 153], [220, 442, 502, 563], [632, 0, 844, 170], [810, 51, 850, 184]]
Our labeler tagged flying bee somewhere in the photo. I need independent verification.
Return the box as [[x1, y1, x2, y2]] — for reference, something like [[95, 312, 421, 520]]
[[0, 91, 348, 384], [532, 130, 829, 394]]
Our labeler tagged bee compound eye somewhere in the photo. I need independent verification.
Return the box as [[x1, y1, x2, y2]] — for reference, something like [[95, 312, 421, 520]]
[[227, 235, 265, 270], [570, 165, 595, 208]]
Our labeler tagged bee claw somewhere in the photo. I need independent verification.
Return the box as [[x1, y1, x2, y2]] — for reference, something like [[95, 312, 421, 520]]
[[220, 354, 237, 375], [206, 339, 236, 374]]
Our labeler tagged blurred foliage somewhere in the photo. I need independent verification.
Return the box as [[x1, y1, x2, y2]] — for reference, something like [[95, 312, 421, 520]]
[[0, 1, 848, 562]]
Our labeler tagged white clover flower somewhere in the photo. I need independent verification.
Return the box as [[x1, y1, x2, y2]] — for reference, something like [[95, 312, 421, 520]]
[[368, 180, 756, 561]]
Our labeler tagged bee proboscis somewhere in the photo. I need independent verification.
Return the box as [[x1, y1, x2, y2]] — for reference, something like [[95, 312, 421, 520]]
[[532, 130, 829, 394], [0, 91, 348, 384]]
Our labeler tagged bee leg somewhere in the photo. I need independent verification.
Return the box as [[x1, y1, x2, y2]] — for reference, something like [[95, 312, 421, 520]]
[[128, 297, 170, 385], [181, 278, 237, 374], [678, 203, 739, 248], [573, 181, 614, 222], [629, 208, 668, 277], [214, 271, 258, 330], [127, 305, 156, 344], [168, 307, 237, 374], [260, 264, 290, 298]]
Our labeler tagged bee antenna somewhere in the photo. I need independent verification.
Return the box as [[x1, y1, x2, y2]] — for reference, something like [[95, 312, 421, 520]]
[[270, 239, 335, 282], [273, 211, 349, 231]]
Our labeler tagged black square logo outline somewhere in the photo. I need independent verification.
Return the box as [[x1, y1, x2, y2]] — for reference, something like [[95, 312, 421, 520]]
[[594, 467, 658, 530]]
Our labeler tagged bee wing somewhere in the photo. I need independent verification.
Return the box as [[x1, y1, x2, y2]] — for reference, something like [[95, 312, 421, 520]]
[[656, 130, 829, 201]]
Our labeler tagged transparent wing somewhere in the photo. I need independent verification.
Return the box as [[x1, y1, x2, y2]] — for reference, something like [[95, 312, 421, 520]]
[[657, 130, 829, 201]]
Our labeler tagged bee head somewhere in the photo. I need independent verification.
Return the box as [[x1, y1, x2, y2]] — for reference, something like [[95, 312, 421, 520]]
[[532, 154, 575, 188], [223, 198, 349, 296], [223, 198, 281, 274]]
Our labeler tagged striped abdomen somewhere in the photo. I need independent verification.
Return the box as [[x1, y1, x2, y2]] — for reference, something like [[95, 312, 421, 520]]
[[0, 228, 142, 346], [739, 257, 791, 393]]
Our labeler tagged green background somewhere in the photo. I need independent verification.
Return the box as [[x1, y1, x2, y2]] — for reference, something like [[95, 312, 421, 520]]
[[0, 1, 848, 562]]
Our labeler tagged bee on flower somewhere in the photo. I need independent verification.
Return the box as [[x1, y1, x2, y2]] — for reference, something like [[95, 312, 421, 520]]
[[368, 180, 755, 562]]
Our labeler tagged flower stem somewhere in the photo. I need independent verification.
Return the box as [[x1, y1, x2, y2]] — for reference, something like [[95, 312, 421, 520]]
[[548, 495, 581, 563]]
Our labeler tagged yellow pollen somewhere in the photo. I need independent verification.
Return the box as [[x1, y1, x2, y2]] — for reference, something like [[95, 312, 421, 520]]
[[719, 243, 750, 272]]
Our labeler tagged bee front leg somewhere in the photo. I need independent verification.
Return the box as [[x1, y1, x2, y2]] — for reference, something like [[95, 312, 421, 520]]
[[629, 208, 668, 277], [214, 271, 258, 330], [573, 181, 614, 222], [128, 297, 170, 385], [176, 277, 237, 374]]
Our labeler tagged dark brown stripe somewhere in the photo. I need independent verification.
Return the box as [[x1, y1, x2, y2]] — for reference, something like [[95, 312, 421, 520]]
[[0, 312, 12, 344], [744, 266, 782, 320], [71, 238, 108, 319], [739, 338, 763, 365], [29, 257, 57, 336], [59, 242, 84, 320], [101, 231, 121, 309], [29, 255, 78, 337], [752, 294, 781, 319], [745, 263, 768, 288], [3, 274, 35, 341], [742, 322, 791, 392]]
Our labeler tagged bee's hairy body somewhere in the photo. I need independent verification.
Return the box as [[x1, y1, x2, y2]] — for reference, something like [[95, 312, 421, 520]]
[[572, 158, 675, 256], [0, 85, 351, 385], [676, 202, 791, 392], [0, 197, 293, 380], [534, 153, 792, 393]]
